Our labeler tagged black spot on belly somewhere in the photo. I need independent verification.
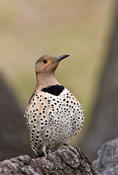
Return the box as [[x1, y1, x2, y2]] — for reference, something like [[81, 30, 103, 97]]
[[41, 85, 64, 96]]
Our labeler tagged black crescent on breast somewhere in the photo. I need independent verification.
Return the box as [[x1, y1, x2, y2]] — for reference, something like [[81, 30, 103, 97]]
[[41, 85, 64, 96]]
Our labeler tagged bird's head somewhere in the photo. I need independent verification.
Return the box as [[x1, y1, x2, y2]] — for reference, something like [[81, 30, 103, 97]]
[[35, 54, 69, 74]]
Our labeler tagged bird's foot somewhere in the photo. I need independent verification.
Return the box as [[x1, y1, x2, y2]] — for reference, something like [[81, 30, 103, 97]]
[[35, 151, 45, 158], [63, 143, 68, 146]]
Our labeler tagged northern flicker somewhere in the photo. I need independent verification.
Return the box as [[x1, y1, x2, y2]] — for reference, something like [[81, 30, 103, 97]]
[[24, 55, 84, 156]]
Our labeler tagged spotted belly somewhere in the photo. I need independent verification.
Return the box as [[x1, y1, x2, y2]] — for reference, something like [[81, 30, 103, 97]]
[[24, 89, 84, 155]]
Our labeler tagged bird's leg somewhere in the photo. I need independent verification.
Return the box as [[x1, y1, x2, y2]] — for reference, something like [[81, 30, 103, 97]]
[[42, 145, 48, 156], [35, 147, 45, 158]]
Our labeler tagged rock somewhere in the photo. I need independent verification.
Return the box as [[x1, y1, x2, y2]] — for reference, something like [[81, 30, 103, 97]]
[[0, 144, 97, 175], [93, 137, 118, 175]]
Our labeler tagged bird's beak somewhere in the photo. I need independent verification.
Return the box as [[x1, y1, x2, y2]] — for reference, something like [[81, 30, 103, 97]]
[[52, 54, 69, 63]]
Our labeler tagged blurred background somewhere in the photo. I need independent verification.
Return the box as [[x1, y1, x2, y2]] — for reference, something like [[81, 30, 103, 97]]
[[0, 0, 118, 161]]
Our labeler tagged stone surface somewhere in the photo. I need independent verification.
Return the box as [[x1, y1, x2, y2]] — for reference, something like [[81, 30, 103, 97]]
[[0, 144, 97, 175], [93, 137, 118, 175]]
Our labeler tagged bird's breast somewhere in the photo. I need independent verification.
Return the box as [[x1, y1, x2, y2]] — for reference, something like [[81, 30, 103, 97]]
[[24, 88, 84, 151]]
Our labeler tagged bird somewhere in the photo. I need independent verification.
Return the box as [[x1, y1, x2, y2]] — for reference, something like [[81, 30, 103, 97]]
[[24, 54, 84, 156]]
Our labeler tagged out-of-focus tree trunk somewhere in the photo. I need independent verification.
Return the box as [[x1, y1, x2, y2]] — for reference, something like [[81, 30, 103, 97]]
[[0, 73, 33, 161], [80, 0, 118, 160]]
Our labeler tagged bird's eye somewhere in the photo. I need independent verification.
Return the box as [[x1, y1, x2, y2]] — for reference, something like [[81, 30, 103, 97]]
[[43, 59, 47, 64]]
